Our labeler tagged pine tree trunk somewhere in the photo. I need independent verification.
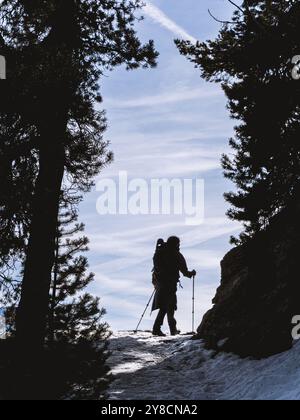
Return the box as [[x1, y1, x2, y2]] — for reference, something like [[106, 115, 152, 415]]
[[16, 130, 65, 348]]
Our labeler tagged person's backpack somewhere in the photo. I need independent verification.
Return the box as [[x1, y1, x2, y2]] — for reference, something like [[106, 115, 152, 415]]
[[152, 239, 166, 287]]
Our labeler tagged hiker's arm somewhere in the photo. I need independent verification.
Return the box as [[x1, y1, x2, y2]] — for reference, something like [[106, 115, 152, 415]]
[[179, 254, 196, 278]]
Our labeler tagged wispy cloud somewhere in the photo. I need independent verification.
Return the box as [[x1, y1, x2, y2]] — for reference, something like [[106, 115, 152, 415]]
[[143, 1, 197, 43], [89, 217, 240, 276], [81, 0, 238, 332], [105, 86, 221, 109]]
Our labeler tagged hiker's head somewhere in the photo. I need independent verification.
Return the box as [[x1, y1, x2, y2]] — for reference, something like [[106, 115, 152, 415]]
[[157, 238, 164, 247], [167, 236, 180, 251], [156, 238, 165, 251]]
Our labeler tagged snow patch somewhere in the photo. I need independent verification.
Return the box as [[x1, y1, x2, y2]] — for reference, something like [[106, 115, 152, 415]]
[[108, 332, 300, 400], [217, 338, 229, 349]]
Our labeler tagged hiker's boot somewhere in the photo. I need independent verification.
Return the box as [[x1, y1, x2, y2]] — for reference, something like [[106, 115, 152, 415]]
[[152, 329, 166, 337], [169, 319, 180, 336]]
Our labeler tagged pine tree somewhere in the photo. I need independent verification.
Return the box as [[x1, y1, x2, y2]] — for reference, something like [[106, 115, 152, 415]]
[[0, 0, 158, 347], [177, 0, 300, 243], [0, 196, 112, 400], [47, 199, 111, 400], [48, 200, 108, 346]]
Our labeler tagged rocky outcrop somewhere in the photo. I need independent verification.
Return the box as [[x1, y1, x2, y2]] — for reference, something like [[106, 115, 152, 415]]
[[197, 201, 300, 358]]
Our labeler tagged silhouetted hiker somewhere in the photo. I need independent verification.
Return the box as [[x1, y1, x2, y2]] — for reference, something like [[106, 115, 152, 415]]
[[152, 236, 196, 337]]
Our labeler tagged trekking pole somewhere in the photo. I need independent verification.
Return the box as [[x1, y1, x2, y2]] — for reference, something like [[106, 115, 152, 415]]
[[192, 275, 195, 334], [134, 290, 156, 334]]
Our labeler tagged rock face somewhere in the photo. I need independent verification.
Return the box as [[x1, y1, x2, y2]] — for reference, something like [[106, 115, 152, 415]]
[[197, 201, 300, 358]]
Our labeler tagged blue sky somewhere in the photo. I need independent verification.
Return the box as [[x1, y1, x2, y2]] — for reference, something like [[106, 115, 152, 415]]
[[80, 0, 241, 333]]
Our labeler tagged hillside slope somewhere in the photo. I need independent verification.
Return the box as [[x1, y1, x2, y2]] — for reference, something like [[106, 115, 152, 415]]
[[108, 332, 300, 400], [197, 200, 300, 358]]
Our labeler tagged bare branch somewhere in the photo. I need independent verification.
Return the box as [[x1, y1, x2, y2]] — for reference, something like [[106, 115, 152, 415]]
[[209, 0, 268, 33], [208, 9, 236, 25], [227, 0, 244, 14]]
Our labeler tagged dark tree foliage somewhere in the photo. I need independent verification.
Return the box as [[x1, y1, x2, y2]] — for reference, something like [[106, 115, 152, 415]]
[[0, 198, 112, 400], [0, 113, 38, 286], [177, 0, 300, 243], [48, 201, 108, 345], [0, 0, 158, 399], [49, 204, 111, 399], [0, 0, 158, 346]]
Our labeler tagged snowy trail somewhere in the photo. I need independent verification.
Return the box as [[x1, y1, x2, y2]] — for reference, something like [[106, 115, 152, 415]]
[[108, 332, 300, 400], [108, 332, 211, 400]]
